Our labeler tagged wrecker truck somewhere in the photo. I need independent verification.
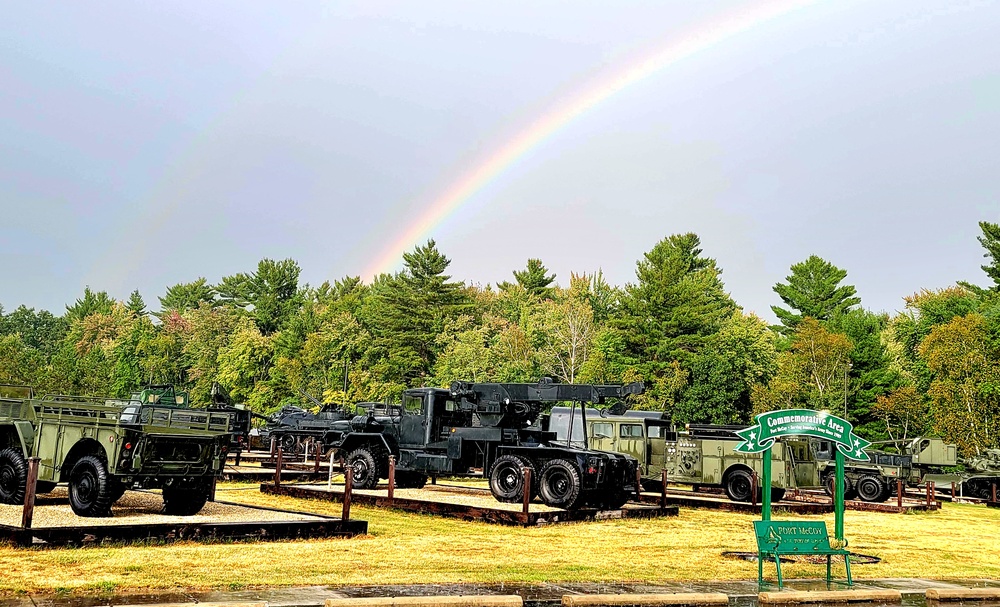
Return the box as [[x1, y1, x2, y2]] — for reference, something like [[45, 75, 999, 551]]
[[329, 379, 644, 510]]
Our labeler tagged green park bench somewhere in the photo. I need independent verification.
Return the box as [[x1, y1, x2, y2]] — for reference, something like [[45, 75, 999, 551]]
[[753, 520, 852, 588]]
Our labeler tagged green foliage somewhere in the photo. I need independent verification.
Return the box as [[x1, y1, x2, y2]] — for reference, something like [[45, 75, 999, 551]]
[[216, 316, 275, 411], [217, 258, 303, 335], [0, 334, 44, 385], [360, 240, 470, 385], [65, 287, 114, 323], [976, 221, 1000, 290], [158, 278, 216, 316], [0, 305, 67, 355], [828, 309, 901, 436], [771, 255, 861, 335], [918, 313, 1000, 455], [4, 221, 1000, 455], [753, 318, 851, 413], [675, 312, 777, 424], [125, 290, 147, 315], [615, 233, 736, 403], [499, 258, 556, 298]]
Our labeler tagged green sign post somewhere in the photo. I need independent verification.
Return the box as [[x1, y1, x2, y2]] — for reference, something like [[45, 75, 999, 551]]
[[736, 409, 870, 586]]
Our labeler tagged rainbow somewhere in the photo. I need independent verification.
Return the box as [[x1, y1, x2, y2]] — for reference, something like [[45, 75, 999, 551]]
[[363, 0, 817, 279]]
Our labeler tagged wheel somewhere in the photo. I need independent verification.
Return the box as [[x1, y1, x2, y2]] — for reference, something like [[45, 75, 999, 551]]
[[347, 447, 382, 489], [68, 455, 114, 517], [964, 479, 993, 500], [856, 474, 889, 502], [162, 480, 210, 515], [489, 455, 532, 503], [280, 434, 300, 454], [394, 471, 428, 489], [723, 469, 754, 502], [770, 488, 786, 503], [0, 447, 28, 505], [538, 459, 582, 509], [823, 473, 857, 500]]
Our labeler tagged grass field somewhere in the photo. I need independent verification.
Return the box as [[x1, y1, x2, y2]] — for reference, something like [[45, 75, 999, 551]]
[[1, 482, 998, 595]]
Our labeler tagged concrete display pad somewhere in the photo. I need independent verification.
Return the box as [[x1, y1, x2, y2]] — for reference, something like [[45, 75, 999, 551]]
[[0, 488, 367, 547]]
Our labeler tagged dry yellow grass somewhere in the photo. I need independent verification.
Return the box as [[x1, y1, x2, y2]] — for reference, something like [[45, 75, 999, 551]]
[[0, 482, 997, 596]]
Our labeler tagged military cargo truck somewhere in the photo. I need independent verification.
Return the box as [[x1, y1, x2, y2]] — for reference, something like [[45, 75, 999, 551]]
[[330, 379, 643, 510], [0, 386, 236, 517], [548, 409, 822, 502], [815, 436, 1000, 501]]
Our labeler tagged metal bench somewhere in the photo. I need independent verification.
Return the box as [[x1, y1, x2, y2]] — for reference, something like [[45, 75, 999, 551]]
[[753, 520, 852, 588]]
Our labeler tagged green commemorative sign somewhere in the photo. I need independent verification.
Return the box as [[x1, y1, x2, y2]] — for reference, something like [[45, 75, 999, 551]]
[[734, 408, 872, 461]]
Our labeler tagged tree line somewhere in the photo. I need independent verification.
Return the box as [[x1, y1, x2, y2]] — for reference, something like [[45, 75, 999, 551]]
[[2, 222, 1000, 455]]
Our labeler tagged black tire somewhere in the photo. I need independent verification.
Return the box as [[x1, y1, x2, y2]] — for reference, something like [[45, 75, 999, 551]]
[[856, 474, 889, 502], [0, 447, 28, 505], [770, 488, 786, 503], [347, 447, 382, 489], [162, 480, 210, 516], [490, 455, 531, 503], [68, 455, 114, 517], [724, 469, 754, 502], [395, 471, 428, 489], [824, 473, 857, 501], [538, 459, 582, 509]]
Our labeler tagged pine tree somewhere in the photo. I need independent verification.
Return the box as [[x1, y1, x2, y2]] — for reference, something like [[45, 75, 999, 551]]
[[499, 259, 556, 298], [65, 286, 114, 323], [976, 221, 1000, 290], [771, 255, 860, 335], [615, 233, 737, 405], [158, 278, 216, 316], [126, 290, 146, 315], [361, 240, 470, 383]]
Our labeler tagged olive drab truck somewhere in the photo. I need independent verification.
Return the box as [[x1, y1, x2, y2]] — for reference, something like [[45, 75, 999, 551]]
[[330, 379, 644, 510], [815, 436, 1000, 501], [547, 410, 822, 502], [0, 385, 236, 517]]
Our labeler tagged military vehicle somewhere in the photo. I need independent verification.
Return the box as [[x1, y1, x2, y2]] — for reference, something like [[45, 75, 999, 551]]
[[0, 385, 236, 517], [258, 389, 353, 454], [547, 410, 821, 503], [812, 439, 910, 502], [816, 437, 1000, 501], [330, 379, 643, 510]]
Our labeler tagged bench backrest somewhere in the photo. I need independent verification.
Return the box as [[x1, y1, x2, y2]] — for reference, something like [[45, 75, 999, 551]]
[[754, 520, 833, 553]]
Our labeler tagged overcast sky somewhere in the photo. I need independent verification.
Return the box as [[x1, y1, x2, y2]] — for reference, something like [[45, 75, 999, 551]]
[[2, 1, 998, 321]]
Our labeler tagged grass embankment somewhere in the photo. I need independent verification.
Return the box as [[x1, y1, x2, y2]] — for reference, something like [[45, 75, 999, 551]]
[[1, 482, 998, 595]]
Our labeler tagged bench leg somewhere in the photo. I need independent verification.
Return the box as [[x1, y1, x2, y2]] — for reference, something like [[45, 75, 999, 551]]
[[758, 552, 764, 587], [775, 555, 783, 588], [845, 554, 853, 586]]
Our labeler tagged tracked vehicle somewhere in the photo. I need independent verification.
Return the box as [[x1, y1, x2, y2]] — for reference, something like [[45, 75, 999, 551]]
[[259, 390, 353, 454], [330, 379, 643, 509], [0, 385, 235, 517]]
